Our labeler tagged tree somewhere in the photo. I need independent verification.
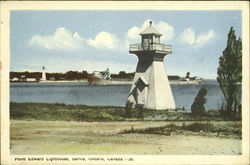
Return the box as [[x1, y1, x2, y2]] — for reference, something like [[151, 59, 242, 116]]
[[191, 87, 208, 117], [217, 27, 242, 116]]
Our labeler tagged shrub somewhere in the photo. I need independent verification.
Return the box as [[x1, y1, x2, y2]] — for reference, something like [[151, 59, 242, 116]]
[[191, 87, 208, 117], [125, 101, 133, 118], [181, 122, 214, 132]]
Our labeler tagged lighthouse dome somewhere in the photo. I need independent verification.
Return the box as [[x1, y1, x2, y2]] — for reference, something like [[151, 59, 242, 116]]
[[140, 21, 161, 36]]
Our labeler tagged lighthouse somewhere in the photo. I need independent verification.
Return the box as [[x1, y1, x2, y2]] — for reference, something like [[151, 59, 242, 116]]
[[41, 66, 46, 81], [127, 21, 175, 110]]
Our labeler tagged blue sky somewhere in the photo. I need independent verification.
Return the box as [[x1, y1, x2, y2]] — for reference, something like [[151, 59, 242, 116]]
[[10, 10, 241, 79]]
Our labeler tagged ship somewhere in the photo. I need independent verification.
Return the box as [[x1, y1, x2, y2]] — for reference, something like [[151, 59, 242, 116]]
[[169, 72, 203, 85], [87, 68, 132, 85], [87, 70, 203, 85], [170, 77, 203, 85]]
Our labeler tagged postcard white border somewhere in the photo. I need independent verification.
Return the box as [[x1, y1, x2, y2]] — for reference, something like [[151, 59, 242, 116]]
[[1, 1, 249, 165]]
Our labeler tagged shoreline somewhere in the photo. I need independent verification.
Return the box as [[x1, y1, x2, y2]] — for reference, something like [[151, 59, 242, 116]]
[[10, 79, 214, 85], [10, 102, 241, 122]]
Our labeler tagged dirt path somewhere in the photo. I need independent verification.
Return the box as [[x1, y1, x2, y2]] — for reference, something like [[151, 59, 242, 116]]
[[10, 120, 241, 155]]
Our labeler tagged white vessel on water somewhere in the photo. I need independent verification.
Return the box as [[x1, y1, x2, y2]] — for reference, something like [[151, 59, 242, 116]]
[[87, 68, 132, 85], [87, 69, 203, 85], [172, 72, 203, 85]]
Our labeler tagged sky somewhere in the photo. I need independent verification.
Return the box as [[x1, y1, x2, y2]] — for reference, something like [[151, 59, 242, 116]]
[[10, 10, 241, 79]]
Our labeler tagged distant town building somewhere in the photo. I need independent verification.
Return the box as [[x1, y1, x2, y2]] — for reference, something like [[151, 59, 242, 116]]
[[11, 77, 19, 82], [26, 78, 37, 82], [20, 75, 26, 82], [92, 68, 111, 80], [128, 20, 175, 110]]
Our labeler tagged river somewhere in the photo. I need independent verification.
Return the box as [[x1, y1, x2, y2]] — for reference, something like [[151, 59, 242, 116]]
[[10, 80, 224, 110]]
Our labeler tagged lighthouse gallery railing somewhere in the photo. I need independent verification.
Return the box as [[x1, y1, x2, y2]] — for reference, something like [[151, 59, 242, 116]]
[[129, 44, 172, 53]]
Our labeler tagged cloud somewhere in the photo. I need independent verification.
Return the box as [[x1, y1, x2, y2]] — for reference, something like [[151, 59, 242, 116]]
[[29, 27, 120, 52], [127, 19, 175, 42], [180, 28, 195, 45], [180, 28, 215, 48], [127, 26, 141, 40], [195, 30, 215, 47], [87, 31, 118, 50], [28, 27, 85, 52], [156, 21, 175, 41]]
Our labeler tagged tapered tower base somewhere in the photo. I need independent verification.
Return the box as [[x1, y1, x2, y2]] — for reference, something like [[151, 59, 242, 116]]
[[128, 61, 175, 110]]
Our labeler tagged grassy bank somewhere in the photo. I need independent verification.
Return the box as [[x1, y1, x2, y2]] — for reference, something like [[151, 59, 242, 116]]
[[10, 102, 125, 122], [120, 121, 242, 139], [10, 102, 239, 122]]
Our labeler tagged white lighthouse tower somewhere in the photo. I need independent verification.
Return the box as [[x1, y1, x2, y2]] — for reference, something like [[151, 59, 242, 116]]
[[128, 21, 175, 110], [41, 66, 46, 81]]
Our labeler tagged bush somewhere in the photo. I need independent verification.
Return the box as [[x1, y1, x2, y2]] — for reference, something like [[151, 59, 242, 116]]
[[125, 101, 133, 118], [182, 122, 214, 132], [120, 122, 241, 138], [191, 87, 208, 117], [136, 106, 144, 120]]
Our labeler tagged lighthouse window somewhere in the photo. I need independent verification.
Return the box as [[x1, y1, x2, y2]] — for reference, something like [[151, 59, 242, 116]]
[[155, 36, 160, 44], [149, 36, 153, 44]]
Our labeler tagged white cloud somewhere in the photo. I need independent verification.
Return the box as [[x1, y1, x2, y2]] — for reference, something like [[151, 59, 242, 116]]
[[195, 30, 215, 48], [29, 27, 121, 51], [28, 27, 85, 52], [87, 31, 118, 50], [156, 21, 175, 41], [127, 26, 141, 40], [127, 19, 175, 42], [180, 28, 195, 45], [180, 28, 215, 48]]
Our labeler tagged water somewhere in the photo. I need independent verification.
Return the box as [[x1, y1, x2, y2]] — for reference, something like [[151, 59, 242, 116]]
[[10, 80, 224, 110]]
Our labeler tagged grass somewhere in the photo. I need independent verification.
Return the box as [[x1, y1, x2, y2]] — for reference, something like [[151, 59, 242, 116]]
[[10, 102, 239, 122], [10, 120, 242, 155], [10, 102, 125, 122], [120, 122, 242, 138]]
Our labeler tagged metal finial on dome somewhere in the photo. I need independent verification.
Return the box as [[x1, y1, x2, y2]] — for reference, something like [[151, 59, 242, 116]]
[[149, 20, 152, 26]]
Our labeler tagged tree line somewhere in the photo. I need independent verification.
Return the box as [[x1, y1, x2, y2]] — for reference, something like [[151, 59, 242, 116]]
[[10, 70, 136, 81], [10, 71, 182, 81]]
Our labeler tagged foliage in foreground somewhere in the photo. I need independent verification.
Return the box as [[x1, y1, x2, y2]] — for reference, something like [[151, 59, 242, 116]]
[[191, 87, 208, 117], [10, 102, 240, 122], [217, 27, 242, 117], [120, 122, 242, 138]]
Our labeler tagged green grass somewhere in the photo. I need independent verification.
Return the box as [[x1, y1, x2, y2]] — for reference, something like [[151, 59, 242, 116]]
[[10, 102, 240, 122], [10, 102, 125, 122], [120, 122, 242, 138]]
